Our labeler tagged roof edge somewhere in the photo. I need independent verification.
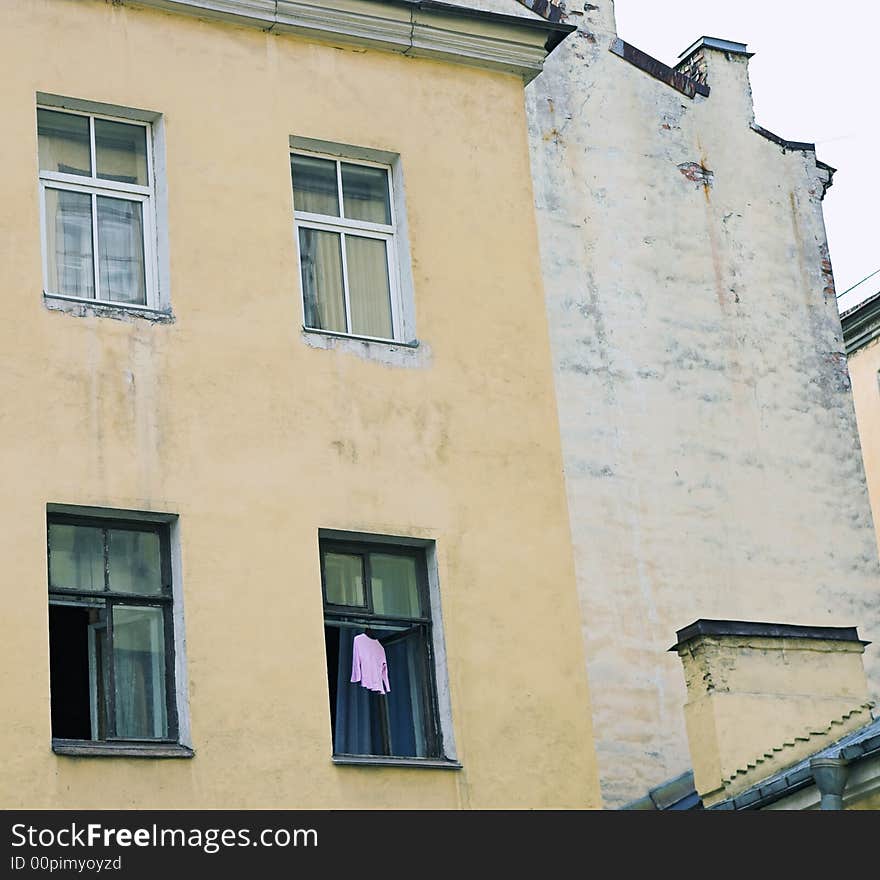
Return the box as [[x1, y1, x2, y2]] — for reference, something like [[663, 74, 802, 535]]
[[841, 290, 880, 355]]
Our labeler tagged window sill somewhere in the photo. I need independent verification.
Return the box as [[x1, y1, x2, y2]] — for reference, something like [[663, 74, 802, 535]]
[[301, 326, 430, 368], [302, 326, 419, 348], [332, 755, 461, 770], [43, 292, 174, 324], [52, 739, 194, 758]]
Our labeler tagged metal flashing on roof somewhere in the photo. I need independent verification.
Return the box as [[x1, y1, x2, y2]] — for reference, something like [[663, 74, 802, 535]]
[[620, 771, 702, 811], [669, 619, 869, 652], [678, 36, 753, 60], [609, 38, 710, 99]]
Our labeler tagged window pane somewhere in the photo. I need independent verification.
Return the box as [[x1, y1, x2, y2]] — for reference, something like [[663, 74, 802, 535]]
[[49, 524, 105, 591], [346, 236, 392, 339], [341, 163, 391, 224], [95, 119, 148, 186], [299, 228, 346, 332], [38, 109, 91, 176], [108, 530, 162, 595], [45, 189, 95, 298], [324, 553, 365, 607], [97, 196, 146, 304], [371, 555, 421, 617], [113, 606, 168, 739], [291, 155, 339, 216]]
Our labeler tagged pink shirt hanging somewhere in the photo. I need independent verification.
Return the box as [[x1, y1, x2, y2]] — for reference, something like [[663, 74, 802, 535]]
[[351, 633, 391, 694]]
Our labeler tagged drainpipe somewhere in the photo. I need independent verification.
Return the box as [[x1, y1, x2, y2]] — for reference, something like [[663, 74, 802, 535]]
[[809, 757, 849, 810]]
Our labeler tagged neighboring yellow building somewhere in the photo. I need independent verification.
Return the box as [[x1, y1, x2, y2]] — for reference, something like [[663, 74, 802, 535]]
[[843, 292, 880, 554], [0, 0, 601, 809]]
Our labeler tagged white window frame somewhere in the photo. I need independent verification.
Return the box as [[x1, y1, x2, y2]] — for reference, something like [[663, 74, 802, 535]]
[[37, 105, 160, 312], [292, 149, 406, 344]]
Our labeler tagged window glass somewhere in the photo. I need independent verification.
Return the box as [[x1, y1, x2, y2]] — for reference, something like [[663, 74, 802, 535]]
[[108, 530, 162, 594], [299, 228, 346, 333], [346, 236, 392, 339], [38, 109, 91, 176], [97, 197, 146, 304], [371, 554, 420, 617], [48, 524, 104, 591], [112, 606, 168, 739], [292, 155, 339, 217], [324, 553, 365, 606], [95, 119, 148, 186], [341, 163, 391, 224], [45, 189, 95, 298]]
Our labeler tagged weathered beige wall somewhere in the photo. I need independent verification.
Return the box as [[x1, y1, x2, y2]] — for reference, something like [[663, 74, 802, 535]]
[[526, 0, 880, 806], [0, 0, 600, 809], [848, 340, 880, 553]]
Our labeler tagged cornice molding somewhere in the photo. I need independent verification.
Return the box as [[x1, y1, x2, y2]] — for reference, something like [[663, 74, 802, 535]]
[[841, 291, 880, 356], [130, 0, 573, 82]]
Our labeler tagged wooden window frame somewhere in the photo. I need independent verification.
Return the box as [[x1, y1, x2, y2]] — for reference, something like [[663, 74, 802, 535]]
[[47, 513, 179, 749], [292, 150, 404, 343], [320, 539, 445, 761], [37, 106, 160, 311]]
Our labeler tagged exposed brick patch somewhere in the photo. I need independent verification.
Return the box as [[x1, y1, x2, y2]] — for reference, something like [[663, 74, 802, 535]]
[[515, 0, 565, 23], [819, 243, 836, 299], [675, 49, 708, 86], [678, 161, 714, 188]]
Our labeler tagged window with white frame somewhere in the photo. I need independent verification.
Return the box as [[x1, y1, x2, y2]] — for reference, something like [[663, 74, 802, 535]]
[[37, 107, 157, 309], [291, 152, 403, 342]]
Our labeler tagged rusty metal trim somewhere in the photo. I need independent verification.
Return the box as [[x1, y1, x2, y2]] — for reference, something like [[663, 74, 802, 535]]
[[609, 38, 710, 99]]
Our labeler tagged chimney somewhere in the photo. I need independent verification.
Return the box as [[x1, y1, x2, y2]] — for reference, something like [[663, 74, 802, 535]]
[[675, 36, 756, 124], [671, 620, 874, 807]]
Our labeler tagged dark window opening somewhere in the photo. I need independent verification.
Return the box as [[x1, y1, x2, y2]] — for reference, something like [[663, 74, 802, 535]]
[[49, 605, 92, 739]]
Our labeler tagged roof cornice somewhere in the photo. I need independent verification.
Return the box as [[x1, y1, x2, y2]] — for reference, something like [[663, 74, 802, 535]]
[[841, 291, 880, 356], [129, 0, 574, 83]]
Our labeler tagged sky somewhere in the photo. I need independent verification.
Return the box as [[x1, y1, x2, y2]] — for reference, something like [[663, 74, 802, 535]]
[[612, 0, 879, 313]]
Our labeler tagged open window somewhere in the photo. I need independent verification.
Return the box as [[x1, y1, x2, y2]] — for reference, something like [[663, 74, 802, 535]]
[[320, 538, 451, 763], [47, 512, 189, 756]]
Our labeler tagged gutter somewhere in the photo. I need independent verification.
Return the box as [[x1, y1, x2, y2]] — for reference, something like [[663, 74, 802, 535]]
[[130, 0, 575, 81]]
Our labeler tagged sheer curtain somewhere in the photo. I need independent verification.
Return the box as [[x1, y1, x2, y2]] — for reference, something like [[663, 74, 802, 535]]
[[97, 198, 146, 304], [346, 236, 392, 338], [299, 228, 346, 332], [112, 607, 167, 739], [46, 189, 94, 298]]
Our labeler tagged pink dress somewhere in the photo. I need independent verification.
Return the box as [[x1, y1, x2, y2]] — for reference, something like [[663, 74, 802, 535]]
[[351, 633, 391, 694]]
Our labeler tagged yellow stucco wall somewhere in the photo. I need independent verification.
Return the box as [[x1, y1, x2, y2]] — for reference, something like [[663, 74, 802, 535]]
[[848, 338, 880, 555], [0, 0, 600, 809]]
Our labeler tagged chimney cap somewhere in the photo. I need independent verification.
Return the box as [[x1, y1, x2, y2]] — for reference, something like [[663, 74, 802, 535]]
[[678, 36, 753, 61], [669, 619, 870, 652]]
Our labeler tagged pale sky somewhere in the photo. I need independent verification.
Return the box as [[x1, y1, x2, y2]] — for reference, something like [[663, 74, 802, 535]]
[[612, 0, 879, 313]]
